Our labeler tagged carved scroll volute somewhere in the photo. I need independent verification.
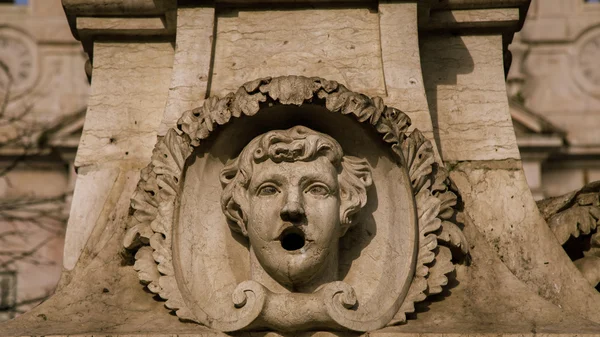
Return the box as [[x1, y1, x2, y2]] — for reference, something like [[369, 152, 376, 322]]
[[209, 281, 266, 331], [177, 282, 266, 332]]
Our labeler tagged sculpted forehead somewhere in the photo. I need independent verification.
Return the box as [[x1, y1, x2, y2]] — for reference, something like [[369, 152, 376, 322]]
[[249, 157, 339, 191]]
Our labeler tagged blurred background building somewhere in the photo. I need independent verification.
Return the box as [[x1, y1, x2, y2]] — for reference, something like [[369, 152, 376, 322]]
[[0, 0, 88, 321], [509, 0, 600, 199], [0, 0, 598, 322]]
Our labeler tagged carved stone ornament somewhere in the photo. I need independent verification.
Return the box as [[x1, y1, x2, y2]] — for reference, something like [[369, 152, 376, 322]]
[[123, 76, 469, 332], [538, 181, 600, 289], [574, 29, 600, 97], [0, 27, 39, 99]]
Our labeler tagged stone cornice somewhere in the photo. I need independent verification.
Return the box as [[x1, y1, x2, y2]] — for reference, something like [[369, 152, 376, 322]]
[[63, 0, 529, 38], [62, 0, 174, 16], [420, 0, 529, 33], [430, 0, 528, 10], [62, 0, 177, 58], [62, 0, 529, 71]]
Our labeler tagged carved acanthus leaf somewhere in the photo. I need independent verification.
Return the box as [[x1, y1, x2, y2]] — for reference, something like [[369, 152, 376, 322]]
[[427, 246, 454, 295], [538, 181, 600, 289]]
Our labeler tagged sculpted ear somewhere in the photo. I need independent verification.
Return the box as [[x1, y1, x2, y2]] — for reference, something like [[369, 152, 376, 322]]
[[338, 156, 373, 237], [220, 160, 250, 236], [223, 188, 249, 236]]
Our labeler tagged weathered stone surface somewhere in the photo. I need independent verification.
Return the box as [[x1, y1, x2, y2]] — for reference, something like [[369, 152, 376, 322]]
[[422, 35, 521, 161], [63, 41, 173, 276], [210, 8, 386, 98], [158, 7, 214, 135], [5, 1, 600, 336], [62, 166, 120, 270], [450, 160, 600, 324], [73, 42, 173, 168], [379, 2, 437, 156]]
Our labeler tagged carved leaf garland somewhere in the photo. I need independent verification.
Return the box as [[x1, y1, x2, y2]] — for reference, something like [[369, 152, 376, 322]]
[[123, 76, 468, 329]]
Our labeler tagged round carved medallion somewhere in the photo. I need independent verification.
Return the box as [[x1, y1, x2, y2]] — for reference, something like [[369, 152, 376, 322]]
[[0, 27, 38, 99], [574, 31, 600, 97], [123, 76, 469, 332]]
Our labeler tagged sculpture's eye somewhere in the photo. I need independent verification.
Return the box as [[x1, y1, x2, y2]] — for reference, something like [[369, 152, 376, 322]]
[[258, 185, 279, 196], [306, 184, 329, 197]]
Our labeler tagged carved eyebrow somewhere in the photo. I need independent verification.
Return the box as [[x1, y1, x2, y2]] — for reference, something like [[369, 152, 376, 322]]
[[299, 173, 336, 188], [251, 172, 286, 189]]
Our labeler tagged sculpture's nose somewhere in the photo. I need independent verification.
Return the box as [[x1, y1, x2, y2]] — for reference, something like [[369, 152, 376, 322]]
[[280, 191, 305, 222]]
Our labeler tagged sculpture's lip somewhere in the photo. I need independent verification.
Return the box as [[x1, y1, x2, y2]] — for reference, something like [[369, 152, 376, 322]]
[[278, 225, 307, 252], [277, 222, 303, 237]]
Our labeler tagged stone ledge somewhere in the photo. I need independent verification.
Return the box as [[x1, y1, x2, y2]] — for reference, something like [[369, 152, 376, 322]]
[[62, 0, 529, 40], [431, 0, 529, 10], [61, 0, 528, 72], [422, 8, 521, 31], [62, 0, 175, 16]]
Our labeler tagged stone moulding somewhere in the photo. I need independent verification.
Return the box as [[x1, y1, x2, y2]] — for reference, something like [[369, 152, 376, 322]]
[[122, 75, 469, 332]]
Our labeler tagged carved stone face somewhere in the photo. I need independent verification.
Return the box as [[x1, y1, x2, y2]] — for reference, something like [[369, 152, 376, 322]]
[[246, 156, 341, 288], [220, 126, 373, 291]]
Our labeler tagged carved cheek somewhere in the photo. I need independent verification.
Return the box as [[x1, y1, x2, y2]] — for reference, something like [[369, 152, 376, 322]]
[[305, 197, 340, 241], [249, 195, 284, 241]]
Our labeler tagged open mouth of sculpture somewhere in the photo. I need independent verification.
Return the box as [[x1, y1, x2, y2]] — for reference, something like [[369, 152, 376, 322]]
[[279, 226, 306, 251]]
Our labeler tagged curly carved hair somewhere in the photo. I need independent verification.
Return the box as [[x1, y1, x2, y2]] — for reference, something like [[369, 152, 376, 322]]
[[219, 126, 373, 237]]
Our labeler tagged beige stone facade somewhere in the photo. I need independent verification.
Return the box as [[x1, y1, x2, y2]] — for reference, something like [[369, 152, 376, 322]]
[[509, 0, 600, 199], [0, 0, 88, 321]]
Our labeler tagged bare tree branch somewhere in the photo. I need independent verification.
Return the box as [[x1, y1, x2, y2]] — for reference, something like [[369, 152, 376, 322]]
[[0, 60, 73, 319]]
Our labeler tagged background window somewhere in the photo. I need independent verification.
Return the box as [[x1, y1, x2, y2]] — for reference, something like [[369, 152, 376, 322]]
[[0, 272, 17, 321]]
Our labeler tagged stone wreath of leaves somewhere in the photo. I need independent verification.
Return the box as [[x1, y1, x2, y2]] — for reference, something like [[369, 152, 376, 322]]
[[122, 75, 469, 327]]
